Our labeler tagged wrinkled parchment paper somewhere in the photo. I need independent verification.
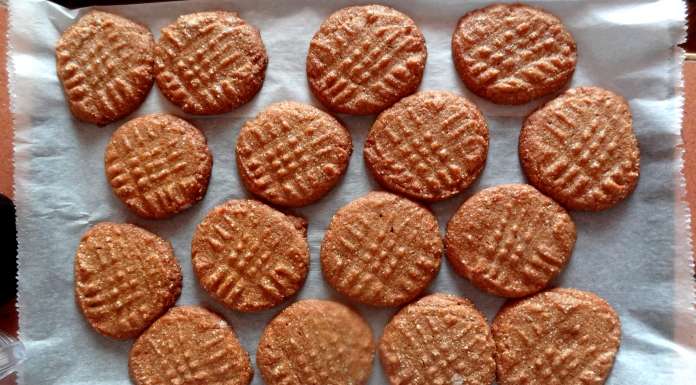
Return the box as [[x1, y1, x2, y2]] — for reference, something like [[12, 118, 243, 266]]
[[10, 0, 696, 384]]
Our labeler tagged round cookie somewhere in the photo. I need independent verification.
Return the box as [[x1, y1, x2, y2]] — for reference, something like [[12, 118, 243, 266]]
[[74, 222, 182, 339], [364, 90, 488, 201], [307, 5, 427, 115], [519, 87, 640, 211], [452, 4, 576, 105], [129, 306, 253, 385], [445, 184, 576, 298], [379, 293, 495, 385], [56, 11, 155, 125], [105, 113, 213, 219], [191, 199, 309, 312], [492, 288, 621, 385], [155, 11, 267, 115], [320, 191, 442, 307], [257, 299, 374, 385], [236, 101, 352, 207]]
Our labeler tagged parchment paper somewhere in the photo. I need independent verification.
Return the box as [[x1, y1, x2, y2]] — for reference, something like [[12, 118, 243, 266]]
[[9, 0, 696, 384]]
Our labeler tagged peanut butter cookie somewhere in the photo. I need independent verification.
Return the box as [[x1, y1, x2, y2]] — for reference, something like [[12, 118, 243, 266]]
[[492, 288, 621, 385], [380, 293, 496, 385], [74, 222, 181, 339], [452, 4, 576, 104], [105, 113, 212, 219], [129, 306, 252, 385], [155, 11, 267, 114], [446, 184, 576, 297], [192, 199, 309, 312], [321, 191, 442, 307], [307, 5, 427, 115], [364, 90, 488, 201], [257, 299, 374, 385], [519, 87, 640, 210], [236, 101, 352, 207], [56, 11, 155, 125]]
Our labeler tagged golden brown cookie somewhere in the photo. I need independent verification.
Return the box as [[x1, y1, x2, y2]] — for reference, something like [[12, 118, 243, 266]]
[[105, 113, 213, 219], [155, 11, 267, 115], [445, 184, 575, 298], [236, 101, 352, 207], [56, 11, 155, 125], [519, 87, 640, 211], [307, 5, 427, 115], [191, 199, 309, 312], [452, 4, 576, 105], [379, 293, 496, 385], [129, 306, 253, 385], [320, 191, 442, 307], [492, 288, 621, 385], [74, 222, 182, 339], [364, 90, 488, 201], [257, 299, 374, 385]]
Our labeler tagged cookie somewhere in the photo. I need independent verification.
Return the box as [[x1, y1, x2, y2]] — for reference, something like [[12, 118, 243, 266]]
[[129, 306, 253, 385], [74, 223, 182, 339], [191, 199, 309, 312], [56, 11, 155, 125], [155, 11, 267, 115], [445, 184, 576, 298], [236, 101, 352, 207], [452, 4, 576, 105], [379, 293, 496, 385], [519, 87, 640, 211], [364, 90, 488, 201], [307, 5, 427, 115], [105, 113, 213, 219], [320, 191, 442, 307], [492, 288, 621, 385], [257, 299, 374, 385]]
